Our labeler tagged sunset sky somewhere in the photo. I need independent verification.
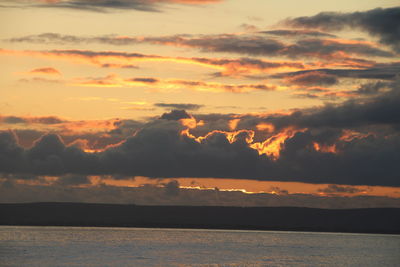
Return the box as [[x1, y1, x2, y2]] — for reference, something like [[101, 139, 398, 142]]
[[0, 0, 399, 207]]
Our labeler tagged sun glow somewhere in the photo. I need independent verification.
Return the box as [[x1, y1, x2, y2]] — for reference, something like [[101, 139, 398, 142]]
[[250, 127, 304, 160]]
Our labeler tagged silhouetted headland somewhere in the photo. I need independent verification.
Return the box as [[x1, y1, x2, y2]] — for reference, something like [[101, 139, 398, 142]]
[[1, 202, 399, 234]]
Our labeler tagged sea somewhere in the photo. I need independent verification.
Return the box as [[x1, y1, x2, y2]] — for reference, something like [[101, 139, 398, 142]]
[[0, 226, 399, 267]]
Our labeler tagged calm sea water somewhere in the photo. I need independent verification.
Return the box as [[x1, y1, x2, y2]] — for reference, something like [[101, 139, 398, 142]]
[[0, 226, 399, 267]]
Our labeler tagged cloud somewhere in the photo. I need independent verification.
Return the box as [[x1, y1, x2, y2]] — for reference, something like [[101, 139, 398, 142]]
[[163, 180, 180, 196], [261, 29, 336, 38], [285, 71, 338, 86], [1, 102, 400, 187], [291, 89, 357, 101], [101, 63, 139, 69], [262, 85, 400, 130], [355, 81, 390, 95], [0, 115, 65, 125], [284, 6, 400, 52], [1, 80, 400, 187], [0, 132, 25, 173], [273, 62, 400, 81], [129, 77, 159, 84], [7, 33, 394, 59], [239, 23, 259, 32], [191, 57, 305, 76], [18, 77, 63, 84], [132, 35, 393, 58], [2, 0, 221, 13], [9, 120, 140, 151], [160, 109, 191, 120], [318, 184, 364, 195], [29, 67, 61, 75], [155, 103, 204, 111], [0, 48, 305, 76], [74, 74, 277, 93], [2, 180, 399, 208], [55, 174, 91, 186]]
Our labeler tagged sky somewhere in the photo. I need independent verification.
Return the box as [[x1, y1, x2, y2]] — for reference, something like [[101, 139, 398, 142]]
[[0, 0, 400, 207]]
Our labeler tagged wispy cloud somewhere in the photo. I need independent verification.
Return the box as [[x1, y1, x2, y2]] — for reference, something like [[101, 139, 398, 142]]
[[0, 48, 307, 76], [29, 67, 61, 75], [7, 32, 394, 59], [73, 74, 277, 93], [154, 103, 204, 110], [1, 0, 222, 12]]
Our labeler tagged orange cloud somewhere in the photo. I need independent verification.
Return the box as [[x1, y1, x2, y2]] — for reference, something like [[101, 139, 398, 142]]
[[29, 67, 61, 75], [250, 127, 304, 160], [0, 48, 306, 77], [73, 74, 277, 93], [0, 115, 65, 125], [256, 122, 275, 132], [180, 124, 306, 161], [313, 142, 337, 154], [228, 119, 240, 130]]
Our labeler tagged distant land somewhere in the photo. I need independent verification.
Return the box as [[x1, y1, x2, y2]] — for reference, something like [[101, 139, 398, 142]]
[[1, 203, 399, 234]]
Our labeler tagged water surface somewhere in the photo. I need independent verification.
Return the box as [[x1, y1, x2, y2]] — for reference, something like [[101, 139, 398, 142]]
[[0, 226, 399, 266]]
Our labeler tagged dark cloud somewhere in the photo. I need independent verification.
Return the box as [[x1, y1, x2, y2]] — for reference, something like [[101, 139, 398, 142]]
[[1, 84, 400, 186], [318, 184, 364, 195], [0, 115, 399, 186], [129, 35, 394, 58], [129, 77, 159, 84], [11, 124, 134, 151], [284, 7, 400, 52], [108, 119, 145, 136], [210, 78, 400, 135], [2, 0, 220, 13], [0, 115, 66, 126], [9, 33, 84, 44], [55, 174, 91, 186], [160, 109, 191, 120], [32, 116, 65, 124], [2, 116, 26, 124], [101, 63, 138, 69], [276, 129, 400, 186], [25, 134, 98, 175], [355, 81, 390, 95], [155, 103, 204, 111], [285, 71, 338, 86], [2, 46, 306, 77], [273, 62, 400, 81], [8, 33, 393, 59], [263, 85, 400, 130], [261, 29, 336, 38], [12, 129, 45, 148], [282, 38, 393, 58], [0, 132, 25, 173], [163, 180, 180, 196], [191, 57, 305, 75]]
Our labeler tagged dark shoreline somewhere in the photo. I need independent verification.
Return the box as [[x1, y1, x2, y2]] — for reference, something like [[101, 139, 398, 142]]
[[1, 202, 399, 235]]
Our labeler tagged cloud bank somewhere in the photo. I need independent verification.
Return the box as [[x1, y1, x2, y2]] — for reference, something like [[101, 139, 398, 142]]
[[1, 82, 400, 187]]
